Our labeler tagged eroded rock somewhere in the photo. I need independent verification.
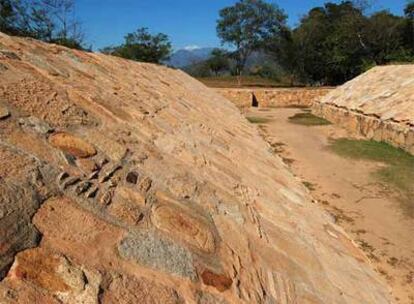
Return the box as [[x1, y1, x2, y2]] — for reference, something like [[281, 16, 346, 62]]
[[101, 273, 183, 304], [200, 269, 233, 292], [0, 104, 10, 119], [18, 116, 53, 134], [118, 231, 197, 280], [0, 33, 395, 304], [152, 204, 215, 253], [126, 171, 139, 184], [0, 181, 41, 279], [6, 247, 102, 304], [49, 132, 97, 158]]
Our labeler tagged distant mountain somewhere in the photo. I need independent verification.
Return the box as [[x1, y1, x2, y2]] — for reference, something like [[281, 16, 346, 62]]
[[167, 47, 214, 68]]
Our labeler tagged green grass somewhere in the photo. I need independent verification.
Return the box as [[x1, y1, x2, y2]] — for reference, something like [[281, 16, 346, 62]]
[[288, 112, 331, 126], [246, 116, 272, 124], [329, 139, 414, 217]]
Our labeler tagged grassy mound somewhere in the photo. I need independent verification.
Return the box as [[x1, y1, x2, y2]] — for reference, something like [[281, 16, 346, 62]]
[[288, 112, 331, 126]]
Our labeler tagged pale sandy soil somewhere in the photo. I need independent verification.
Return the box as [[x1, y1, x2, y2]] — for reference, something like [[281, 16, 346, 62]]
[[248, 107, 414, 304]]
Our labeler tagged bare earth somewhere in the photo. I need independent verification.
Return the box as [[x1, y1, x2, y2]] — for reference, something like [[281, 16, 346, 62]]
[[248, 107, 414, 304]]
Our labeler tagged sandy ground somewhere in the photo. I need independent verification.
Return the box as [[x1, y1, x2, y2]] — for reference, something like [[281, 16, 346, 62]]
[[248, 107, 414, 304]]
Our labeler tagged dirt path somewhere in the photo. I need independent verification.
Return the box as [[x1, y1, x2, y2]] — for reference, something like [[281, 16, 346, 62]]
[[248, 107, 414, 304]]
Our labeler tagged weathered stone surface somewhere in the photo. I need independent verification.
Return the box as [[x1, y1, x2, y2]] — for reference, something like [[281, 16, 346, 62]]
[[9, 248, 79, 293], [0, 104, 10, 119], [49, 132, 97, 158], [101, 273, 183, 304], [138, 176, 153, 194], [217, 87, 333, 108], [196, 291, 229, 304], [32, 197, 125, 268], [107, 186, 146, 226], [118, 231, 197, 280], [0, 33, 394, 304], [18, 116, 53, 134], [126, 171, 139, 184], [0, 181, 40, 279], [76, 158, 98, 173], [200, 269, 233, 292], [4, 247, 102, 304], [98, 163, 122, 183], [313, 65, 414, 154], [152, 204, 215, 253]]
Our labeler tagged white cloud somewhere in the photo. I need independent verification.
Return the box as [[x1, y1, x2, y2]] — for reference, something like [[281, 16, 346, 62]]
[[183, 45, 201, 51]]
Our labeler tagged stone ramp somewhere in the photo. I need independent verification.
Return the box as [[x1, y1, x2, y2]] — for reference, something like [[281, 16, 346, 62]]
[[313, 65, 414, 154], [0, 33, 393, 303]]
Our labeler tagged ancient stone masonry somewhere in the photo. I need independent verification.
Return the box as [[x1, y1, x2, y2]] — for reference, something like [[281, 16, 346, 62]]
[[313, 65, 414, 154], [0, 32, 393, 303], [313, 103, 414, 154], [216, 87, 333, 108]]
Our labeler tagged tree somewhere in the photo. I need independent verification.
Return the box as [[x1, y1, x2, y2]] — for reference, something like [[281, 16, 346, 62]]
[[275, 2, 369, 85], [206, 48, 230, 75], [217, 0, 287, 85], [31, 0, 85, 49], [0, 0, 32, 36], [102, 28, 172, 64], [403, 1, 414, 54], [364, 10, 407, 64], [0, 0, 86, 50]]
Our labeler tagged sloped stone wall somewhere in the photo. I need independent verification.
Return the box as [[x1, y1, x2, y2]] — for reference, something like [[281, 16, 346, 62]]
[[313, 103, 414, 154], [313, 65, 414, 155], [0, 33, 393, 304], [216, 88, 333, 108]]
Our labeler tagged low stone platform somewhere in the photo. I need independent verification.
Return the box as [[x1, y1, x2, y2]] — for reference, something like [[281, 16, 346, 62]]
[[216, 87, 333, 108]]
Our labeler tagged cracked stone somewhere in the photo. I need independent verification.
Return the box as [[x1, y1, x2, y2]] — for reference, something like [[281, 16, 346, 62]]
[[99, 190, 114, 206], [138, 176, 152, 193], [85, 185, 99, 198], [87, 170, 100, 180], [0, 105, 10, 119], [99, 164, 122, 183], [75, 181, 92, 195], [58, 172, 69, 182], [60, 176, 81, 190]]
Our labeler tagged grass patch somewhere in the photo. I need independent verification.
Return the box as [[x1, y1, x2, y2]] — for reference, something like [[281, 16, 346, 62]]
[[288, 112, 331, 126], [329, 139, 414, 217], [246, 116, 271, 124]]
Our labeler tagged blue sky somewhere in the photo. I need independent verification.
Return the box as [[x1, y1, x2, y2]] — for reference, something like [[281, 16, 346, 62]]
[[76, 0, 410, 50]]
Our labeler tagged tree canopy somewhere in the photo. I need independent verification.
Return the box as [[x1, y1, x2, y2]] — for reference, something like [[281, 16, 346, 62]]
[[101, 28, 172, 64], [0, 0, 86, 50], [217, 0, 287, 78], [264, 1, 414, 85], [205, 48, 230, 76]]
